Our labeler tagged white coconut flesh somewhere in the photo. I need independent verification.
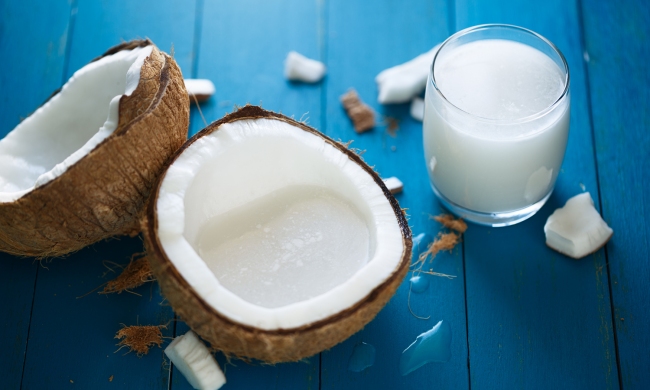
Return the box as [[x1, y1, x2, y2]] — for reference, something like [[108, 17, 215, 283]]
[[165, 331, 226, 390], [156, 118, 405, 330], [544, 192, 613, 259], [0, 45, 154, 203]]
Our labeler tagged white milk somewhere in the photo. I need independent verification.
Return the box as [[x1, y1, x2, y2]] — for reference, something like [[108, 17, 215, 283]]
[[423, 39, 569, 213]]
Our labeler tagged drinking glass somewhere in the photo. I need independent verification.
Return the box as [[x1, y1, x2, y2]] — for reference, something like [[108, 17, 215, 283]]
[[423, 24, 570, 226]]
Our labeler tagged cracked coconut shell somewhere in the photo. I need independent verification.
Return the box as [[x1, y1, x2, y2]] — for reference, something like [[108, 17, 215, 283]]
[[142, 106, 412, 363], [0, 40, 189, 257]]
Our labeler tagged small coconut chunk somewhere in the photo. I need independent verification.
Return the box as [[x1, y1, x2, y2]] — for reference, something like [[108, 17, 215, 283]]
[[410, 97, 425, 121], [340, 89, 375, 133], [185, 79, 215, 103], [165, 331, 225, 390], [375, 44, 440, 104], [544, 192, 613, 259], [284, 51, 326, 83], [383, 177, 403, 194]]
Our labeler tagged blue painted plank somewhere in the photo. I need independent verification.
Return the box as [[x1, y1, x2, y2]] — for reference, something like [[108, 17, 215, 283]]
[[67, 0, 196, 77], [21, 238, 174, 389], [19, 0, 196, 388], [0, 1, 71, 388], [455, 0, 619, 388], [0, 255, 38, 390], [172, 322, 319, 390], [581, 0, 650, 387], [171, 1, 323, 389], [0, 1, 71, 135], [321, 1, 470, 389], [190, 0, 324, 136]]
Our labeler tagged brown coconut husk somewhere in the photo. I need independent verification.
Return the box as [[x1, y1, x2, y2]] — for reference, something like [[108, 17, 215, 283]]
[[101, 254, 155, 294], [433, 214, 467, 233], [0, 40, 189, 258], [340, 89, 375, 133], [115, 324, 165, 356], [142, 105, 412, 363]]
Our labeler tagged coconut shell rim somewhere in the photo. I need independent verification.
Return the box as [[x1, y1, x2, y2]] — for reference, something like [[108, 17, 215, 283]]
[[38, 39, 153, 107], [3, 40, 168, 208], [144, 105, 413, 335]]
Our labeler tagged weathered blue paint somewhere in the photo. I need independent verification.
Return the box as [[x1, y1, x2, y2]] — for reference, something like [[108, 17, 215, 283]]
[[319, 1, 470, 389], [581, 0, 650, 388], [1, 0, 648, 388], [0, 1, 72, 388], [21, 238, 174, 389], [455, 0, 620, 388]]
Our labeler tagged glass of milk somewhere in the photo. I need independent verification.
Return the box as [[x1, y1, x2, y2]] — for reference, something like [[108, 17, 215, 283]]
[[423, 24, 570, 226]]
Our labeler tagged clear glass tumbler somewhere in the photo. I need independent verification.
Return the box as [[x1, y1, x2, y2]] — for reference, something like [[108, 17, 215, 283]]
[[423, 24, 570, 226]]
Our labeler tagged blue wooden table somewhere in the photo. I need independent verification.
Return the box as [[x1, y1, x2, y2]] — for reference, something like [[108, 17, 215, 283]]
[[1, 0, 648, 389]]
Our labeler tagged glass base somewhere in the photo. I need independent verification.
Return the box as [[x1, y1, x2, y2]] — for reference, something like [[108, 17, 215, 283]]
[[430, 183, 553, 227]]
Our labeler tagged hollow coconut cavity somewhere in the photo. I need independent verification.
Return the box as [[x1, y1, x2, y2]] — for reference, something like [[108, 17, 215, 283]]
[[144, 106, 412, 363], [0, 39, 189, 257]]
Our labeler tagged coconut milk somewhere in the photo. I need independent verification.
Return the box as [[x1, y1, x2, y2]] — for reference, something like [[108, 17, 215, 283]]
[[196, 185, 371, 308], [424, 38, 569, 214]]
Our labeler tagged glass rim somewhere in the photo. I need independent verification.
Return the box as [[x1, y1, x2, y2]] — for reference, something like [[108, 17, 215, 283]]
[[431, 24, 571, 125]]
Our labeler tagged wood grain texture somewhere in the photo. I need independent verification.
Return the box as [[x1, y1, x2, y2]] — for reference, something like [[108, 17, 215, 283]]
[[170, 0, 323, 388], [581, 0, 650, 387], [455, 0, 619, 388], [68, 0, 196, 77], [2, 0, 648, 389], [173, 322, 320, 390], [0, 255, 38, 390], [0, 1, 71, 388], [16, 1, 196, 388], [190, 0, 324, 136], [321, 1, 471, 389], [21, 238, 174, 389]]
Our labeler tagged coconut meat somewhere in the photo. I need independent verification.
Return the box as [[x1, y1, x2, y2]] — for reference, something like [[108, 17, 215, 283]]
[[156, 118, 405, 330], [0, 45, 153, 203], [165, 331, 226, 390], [544, 192, 613, 259]]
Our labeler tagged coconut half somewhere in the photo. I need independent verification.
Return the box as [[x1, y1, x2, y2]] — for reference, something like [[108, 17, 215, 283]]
[[0, 40, 189, 257], [143, 106, 411, 363]]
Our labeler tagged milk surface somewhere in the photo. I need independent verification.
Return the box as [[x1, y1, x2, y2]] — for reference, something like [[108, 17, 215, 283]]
[[197, 185, 370, 308], [424, 39, 570, 213]]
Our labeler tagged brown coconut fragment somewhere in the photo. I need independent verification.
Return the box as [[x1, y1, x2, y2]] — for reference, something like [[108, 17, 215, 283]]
[[386, 117, 400, 137], [340, 89, 375, 133], [115, 324, 165, 356], [433, 214, 468, 233], [101, 255, 155, 294], [411, 231, 462, 273], [0, 39, 189, 258], [142, 105, 412, 363]]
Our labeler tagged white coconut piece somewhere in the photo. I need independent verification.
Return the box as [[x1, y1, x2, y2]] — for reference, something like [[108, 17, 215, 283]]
[[0, 45, 153, 203], [383, 177, 403, 194], [284, 51, 326, 83], [185, 79, 216, 103], [165, 331, 225, 390], [410, 97, 425, 121], [544, 192, 613, 259], [375, 44, 440, 104]]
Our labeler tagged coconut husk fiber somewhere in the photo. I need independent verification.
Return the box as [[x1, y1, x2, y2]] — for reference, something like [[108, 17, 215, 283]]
[[0, 40, 189, 258], [143, 106, 412, 363], [115, 324, 165, 356]]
